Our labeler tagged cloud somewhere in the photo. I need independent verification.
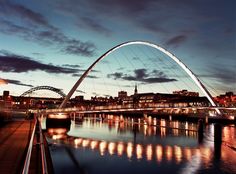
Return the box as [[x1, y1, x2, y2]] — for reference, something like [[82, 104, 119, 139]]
[[0, 78, 8, 85], [92, 92, 100, 96], [79, 17, 112, 36], [166, 35, 187, 47], [62, 64, 81, 68], [72, 73, 99, 79], [0, 1, 96, 56], [0, 78, 33, 87], [0, 51, 79, 74], [107, 68, 176, 83], [0, 1, 54, 29], [107, 72, 123, 79], [209, 66, 236, 85], [63, 41, 96, 56], [76, 90, 86, 94]]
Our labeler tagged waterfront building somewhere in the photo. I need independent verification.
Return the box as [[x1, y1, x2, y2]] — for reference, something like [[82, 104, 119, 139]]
[[214, 92, 236, 107], [173, 90, 199, 97]]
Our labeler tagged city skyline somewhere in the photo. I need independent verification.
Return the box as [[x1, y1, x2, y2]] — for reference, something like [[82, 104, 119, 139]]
[[0, 0, 235, 98]]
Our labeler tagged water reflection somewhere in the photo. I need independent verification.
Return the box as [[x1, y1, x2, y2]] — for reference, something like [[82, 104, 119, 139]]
[[71, 115, 199, 139], [46, 133, 213, 164], [47, 127, 70, 140], [44, 114, 236, 174]]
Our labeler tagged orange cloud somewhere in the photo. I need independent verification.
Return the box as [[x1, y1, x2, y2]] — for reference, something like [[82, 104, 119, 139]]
[[0, 79, 8, 85]]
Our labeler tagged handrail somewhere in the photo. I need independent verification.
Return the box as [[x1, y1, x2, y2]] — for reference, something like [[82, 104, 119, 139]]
[[22, 118, 37, 174], [39, 117, 48, 174], [22, 116, 48, 174]]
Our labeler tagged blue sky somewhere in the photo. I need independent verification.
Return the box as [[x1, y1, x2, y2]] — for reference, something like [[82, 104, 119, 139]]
[[0, 0, 235, 98]]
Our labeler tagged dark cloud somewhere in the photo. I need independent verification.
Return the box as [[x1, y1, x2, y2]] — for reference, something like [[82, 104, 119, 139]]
[[85, 0, 155, 15], [0, 78, 33, 87], [0, 1, 54, 29], [132, 57, 140, 60], [87, 75, 99, 79], [55, 0, 235, 48], [107, 72, 123, 79], [72, 73, 99, 79], [79, 17, 112, 36], [32, 52, 44, 56], [63, 41, 96, 56], [166, 35, 187, 47], [0, 51, 78, 74], [62, 64, 81, 68], [0, 19, 96, 56], [92, 92, 99, 96], [209, 66, 236, 85], [107, 69, 176, 83], [0, 1, 96, 56], [76, 90, 86, 94]]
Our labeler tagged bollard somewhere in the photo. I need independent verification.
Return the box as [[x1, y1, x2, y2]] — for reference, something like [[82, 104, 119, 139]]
[[198, 119, 204, 144]]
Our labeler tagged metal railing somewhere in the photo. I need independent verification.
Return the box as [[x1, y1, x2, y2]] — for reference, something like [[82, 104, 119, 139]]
[[22, 116, 48, 174], [22, 118, 37, 174], [39, 117, 48, 174]]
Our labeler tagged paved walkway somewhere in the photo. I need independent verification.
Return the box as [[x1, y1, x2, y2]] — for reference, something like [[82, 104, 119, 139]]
[[0, 120, 33, 174]]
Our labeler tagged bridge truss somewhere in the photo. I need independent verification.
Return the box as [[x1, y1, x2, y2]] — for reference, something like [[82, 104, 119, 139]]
[[20, 86, 66, 98]]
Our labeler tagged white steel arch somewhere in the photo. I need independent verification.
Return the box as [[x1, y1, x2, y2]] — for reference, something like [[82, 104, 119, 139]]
[[59, 41, 221, 115]]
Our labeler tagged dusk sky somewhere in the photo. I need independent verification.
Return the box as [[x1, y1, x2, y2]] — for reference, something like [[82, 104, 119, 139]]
[[0, 0, 235, 98]]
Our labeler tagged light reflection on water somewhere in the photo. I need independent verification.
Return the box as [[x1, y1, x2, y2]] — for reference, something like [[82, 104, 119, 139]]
[[44, 115, 236, 174]]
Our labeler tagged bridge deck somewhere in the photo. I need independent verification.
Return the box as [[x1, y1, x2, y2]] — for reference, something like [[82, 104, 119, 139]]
[[0, 120, 33, 174]]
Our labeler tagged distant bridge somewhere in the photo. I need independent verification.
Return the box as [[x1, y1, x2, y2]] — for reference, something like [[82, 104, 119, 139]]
[[20, 86, 66, 98]]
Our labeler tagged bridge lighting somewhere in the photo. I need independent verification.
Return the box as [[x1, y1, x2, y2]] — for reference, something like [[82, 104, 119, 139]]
[[90, 141, 98, 149], [82, 139, 90, 147], [184, 148, 192, 161], [108, 142, 116, 155], [99, 141, 107, 156], [174, 146, 182, 163], [74, 138, 83, 147], [48, 113, 69, 119], [166, 146, 173, 161], [156, 145, 163, 162], [146, 145, 153, 161], [117, 142, 124, 156], [136, 144, 143, 159], [127, 142, 133, 159]]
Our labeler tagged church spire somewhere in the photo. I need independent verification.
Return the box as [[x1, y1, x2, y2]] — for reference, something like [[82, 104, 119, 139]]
[[134, 84, 138, 95]]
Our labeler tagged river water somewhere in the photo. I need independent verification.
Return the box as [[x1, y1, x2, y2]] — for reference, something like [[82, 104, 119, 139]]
[[42, 115, 236, 174]]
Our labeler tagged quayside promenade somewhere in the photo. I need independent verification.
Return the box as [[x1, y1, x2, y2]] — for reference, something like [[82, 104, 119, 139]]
[[0, 118, 33, 174], [0, 113, 53, 174]]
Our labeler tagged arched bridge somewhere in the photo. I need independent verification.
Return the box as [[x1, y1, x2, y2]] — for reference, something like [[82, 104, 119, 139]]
[[59, 41, 221, 115], [20, 86, 66, 98]]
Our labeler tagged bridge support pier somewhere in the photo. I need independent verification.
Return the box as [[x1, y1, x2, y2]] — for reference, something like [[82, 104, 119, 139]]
[[214, 123, 222, 160], [198, 119, 204, 144], [71, 112, 76, 121]]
